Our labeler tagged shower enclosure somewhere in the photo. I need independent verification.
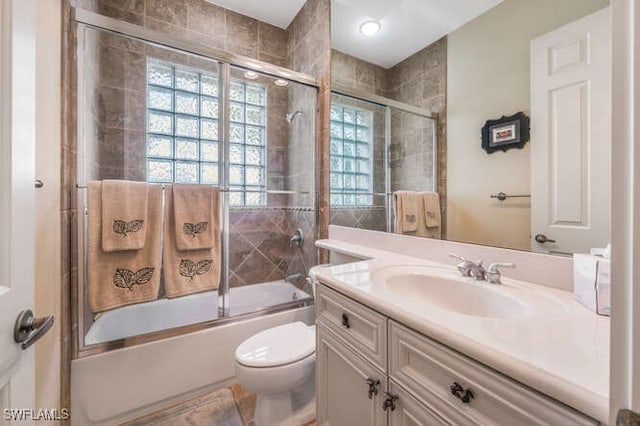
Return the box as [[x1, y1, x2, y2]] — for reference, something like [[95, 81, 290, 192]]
[[329, 87, 438, 233], [73, 11, 318, 356]]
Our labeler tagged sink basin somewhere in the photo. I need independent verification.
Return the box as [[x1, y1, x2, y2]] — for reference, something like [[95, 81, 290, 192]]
[[371, 266, 531, 319]]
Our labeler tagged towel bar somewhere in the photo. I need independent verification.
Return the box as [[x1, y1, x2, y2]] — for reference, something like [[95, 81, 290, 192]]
[[490, 192, 531, 201], [75, 184, 311, 195]]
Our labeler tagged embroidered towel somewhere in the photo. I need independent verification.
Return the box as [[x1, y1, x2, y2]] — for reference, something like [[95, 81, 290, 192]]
[[101, 180, 149, 252], [164, 187, 221, 298], [422, 192, 441, 229], [87, 181, 162, 313], [173, 184, 217, 251], [394, 191, 421, 233]]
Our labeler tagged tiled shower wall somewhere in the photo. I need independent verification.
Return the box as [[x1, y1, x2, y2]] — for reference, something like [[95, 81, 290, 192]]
[[70, 0, 329, 309], [330, 38, 447, 237]]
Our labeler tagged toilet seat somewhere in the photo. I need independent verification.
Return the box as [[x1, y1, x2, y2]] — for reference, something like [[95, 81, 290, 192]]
[[235, 321, 315, 368]]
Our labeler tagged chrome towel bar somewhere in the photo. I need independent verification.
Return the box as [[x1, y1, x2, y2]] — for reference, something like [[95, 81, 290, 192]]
[[490, 192, 531, 201]]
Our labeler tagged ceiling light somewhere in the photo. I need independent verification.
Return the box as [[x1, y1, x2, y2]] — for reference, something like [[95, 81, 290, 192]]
[[274, 79, 289, 87], [360, 20, 381, 37], [244, 70, 259, 80]]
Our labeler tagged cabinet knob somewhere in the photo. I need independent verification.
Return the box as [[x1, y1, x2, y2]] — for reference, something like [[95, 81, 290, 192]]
[[341, 313, 350, 329], [450, 381, 474, 404], [365, 378, 380, 399], [382, 391, 399, 411]]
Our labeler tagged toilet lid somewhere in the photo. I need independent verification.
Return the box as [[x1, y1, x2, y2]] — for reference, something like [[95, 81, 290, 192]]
[[235, 321, 315, 368]]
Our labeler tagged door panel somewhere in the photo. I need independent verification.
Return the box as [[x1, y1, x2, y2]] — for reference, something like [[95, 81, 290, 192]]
[[530, 7, 611, 254], [0, 0, 37, 418], [316, 324, 386, 426]]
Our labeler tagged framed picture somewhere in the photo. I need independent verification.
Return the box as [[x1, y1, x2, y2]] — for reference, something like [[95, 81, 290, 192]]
[[481, 112, 530, 154]]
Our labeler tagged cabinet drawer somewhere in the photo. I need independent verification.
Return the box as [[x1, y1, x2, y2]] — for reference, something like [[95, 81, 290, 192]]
[[388, 380, 448, 426], [317, 324, 386, 426], [389, 321, 597, 426], [316, 284, 387, 370]]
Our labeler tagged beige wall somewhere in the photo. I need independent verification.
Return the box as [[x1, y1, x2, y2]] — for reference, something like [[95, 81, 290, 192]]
[[446, 0, 609, 250], [35, 0, 62, 416]]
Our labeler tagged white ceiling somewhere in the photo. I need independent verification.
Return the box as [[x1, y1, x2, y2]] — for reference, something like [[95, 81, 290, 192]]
[[206, 0, 306, 29], [205, 0, 503, 68], [332, 0, 504, 68]]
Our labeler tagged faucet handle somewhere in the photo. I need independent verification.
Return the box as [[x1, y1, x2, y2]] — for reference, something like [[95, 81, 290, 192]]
[[449, 253, 473, 277], [487, 262, 515, 272], [448, 253, 467, 262], [486, 262, 515, 284]]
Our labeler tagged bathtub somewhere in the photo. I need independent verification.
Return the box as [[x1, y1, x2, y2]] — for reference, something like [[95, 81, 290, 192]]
[[72, 281, 314, 425], [85, 280, 311, 345]]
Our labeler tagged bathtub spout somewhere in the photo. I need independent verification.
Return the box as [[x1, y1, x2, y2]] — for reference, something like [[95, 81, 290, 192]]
[[285, 273, 302, 284]]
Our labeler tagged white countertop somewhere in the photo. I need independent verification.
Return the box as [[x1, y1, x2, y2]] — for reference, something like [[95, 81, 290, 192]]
[[315, 239, 610, 423]]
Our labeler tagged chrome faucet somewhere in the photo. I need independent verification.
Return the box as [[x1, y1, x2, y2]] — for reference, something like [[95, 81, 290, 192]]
[[449, 254, 486, 280], [485, 263, 515, 284]]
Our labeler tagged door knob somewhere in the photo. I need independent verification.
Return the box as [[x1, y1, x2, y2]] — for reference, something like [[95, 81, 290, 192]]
[[14, 309, 54, 350], [534, 234, 556, 244]]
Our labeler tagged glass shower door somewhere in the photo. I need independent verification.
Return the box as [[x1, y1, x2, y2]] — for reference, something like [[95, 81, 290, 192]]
[[329, 93, 388, 232], [78, 26, 224, 348], [226, 66, 316, 318]]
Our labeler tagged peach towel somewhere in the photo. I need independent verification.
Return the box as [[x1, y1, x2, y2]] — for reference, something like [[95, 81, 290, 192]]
[[422, 192, 441, 229], [173, 184, 217, 251], [394, 191, 422, 232], [164, 187, 221, 298], [87, 182, 162, 313], [101, 180, 149, 252], [394, 191, 441, 239]]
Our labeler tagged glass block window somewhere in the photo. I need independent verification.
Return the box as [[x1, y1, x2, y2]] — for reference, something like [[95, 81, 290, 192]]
[[228, 80, 267, 206], [330, 103, 373, 206], [146, 60, 267, 206]]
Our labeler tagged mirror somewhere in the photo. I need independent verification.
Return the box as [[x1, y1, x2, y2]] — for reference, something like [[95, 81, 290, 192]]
[[330, 0, 611, 255]]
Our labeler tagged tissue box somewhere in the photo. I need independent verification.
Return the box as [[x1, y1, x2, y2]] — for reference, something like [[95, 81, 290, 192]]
[[573, 254, 610, 316]]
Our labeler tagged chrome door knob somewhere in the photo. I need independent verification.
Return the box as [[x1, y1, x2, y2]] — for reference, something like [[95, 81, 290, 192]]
[[14, 309, 54, 350], [534, 234, 556, 244]]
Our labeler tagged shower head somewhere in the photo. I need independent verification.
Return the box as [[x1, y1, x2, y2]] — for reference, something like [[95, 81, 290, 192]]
[[286, 110, 303, 123]]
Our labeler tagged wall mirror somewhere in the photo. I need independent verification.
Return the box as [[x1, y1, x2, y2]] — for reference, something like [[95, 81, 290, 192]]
[[329, 0, 611, 255]]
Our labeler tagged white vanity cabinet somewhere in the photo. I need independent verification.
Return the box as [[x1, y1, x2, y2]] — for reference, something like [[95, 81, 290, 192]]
[[316, 283, 599, 426]]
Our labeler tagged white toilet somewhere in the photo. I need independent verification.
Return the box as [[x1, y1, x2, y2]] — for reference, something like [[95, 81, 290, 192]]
[[234, 265, 329, 426]]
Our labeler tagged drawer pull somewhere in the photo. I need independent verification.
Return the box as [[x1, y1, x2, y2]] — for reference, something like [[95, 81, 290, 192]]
[[341, 313, 351, 329], [365, 378, 380, 399], [382, 391, 399, 411], [450, 382, 475, 404]]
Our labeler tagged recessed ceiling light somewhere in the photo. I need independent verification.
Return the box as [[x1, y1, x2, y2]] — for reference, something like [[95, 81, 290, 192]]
[[244, 70, 259, 80], [360, 20, 381, 37], [274, 79, 289, 87]]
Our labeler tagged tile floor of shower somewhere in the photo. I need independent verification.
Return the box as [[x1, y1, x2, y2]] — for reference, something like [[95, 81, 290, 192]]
[[122, 384, 316, 426]]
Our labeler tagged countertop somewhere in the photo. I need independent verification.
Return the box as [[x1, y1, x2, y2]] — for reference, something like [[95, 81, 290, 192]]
[[315, 239, 610, 423]]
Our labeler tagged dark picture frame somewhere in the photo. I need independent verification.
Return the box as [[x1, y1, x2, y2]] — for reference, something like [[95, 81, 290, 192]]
[[481, 111, 530, 154]]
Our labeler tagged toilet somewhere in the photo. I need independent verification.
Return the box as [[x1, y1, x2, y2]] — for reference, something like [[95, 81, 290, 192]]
[[234, 264, 329, 426]]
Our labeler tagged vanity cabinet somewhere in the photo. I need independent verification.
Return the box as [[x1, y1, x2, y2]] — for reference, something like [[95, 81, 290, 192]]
[[316, 283, 598, 426], [316, 325, 386, 426]]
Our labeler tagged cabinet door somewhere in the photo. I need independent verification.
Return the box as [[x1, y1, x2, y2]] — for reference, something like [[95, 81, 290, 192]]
[[388, 381, 449, 426], [317, 324, 386, 426]]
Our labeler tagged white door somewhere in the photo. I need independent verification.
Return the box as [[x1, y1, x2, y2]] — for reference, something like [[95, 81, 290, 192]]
[[0, 0, 39, 422], [530, 7, 611, 255]]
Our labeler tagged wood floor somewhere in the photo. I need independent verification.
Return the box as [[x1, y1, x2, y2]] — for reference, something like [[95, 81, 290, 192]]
[[121, 384, 316, 426]]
